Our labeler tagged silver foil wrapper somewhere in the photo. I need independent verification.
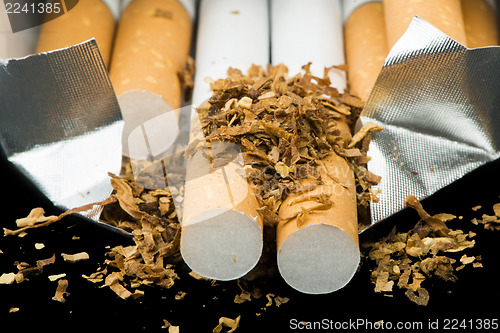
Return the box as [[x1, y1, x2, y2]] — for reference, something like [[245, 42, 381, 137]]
[[0, 39, 123, 220], [361, 17, 500, 227]]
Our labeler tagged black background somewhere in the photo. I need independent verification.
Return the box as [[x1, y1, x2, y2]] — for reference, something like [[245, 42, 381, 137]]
[[1, 152, 499, 332]]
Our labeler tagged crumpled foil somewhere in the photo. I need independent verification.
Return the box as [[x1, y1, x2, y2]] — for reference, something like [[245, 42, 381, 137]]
[[361, 17, 500, 227], [0, 39, 123, 220]]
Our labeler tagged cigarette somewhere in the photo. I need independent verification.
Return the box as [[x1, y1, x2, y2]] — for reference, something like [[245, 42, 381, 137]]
[[270, 0, 358, 294], [181, 0, 270, 281], [461, 0, 498, 48], [181, 137, 264, 281], [344, 1, 388, 101], [109, 0, 193, 158], [383, 0, 467, 49], [270, 0, 346, 91], [36, 0, 116, 66], [191, 0, 270, 110], [276, 121, 360, 294]]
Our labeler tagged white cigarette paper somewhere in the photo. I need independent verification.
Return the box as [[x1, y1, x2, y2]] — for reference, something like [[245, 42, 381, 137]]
[[181, 0, 270, 281], [271, 0, 346, 91], [191, 0, 270, 110]]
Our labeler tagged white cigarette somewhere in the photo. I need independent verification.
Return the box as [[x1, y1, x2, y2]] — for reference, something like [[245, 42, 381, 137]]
[[270, 0, 346, 91], [191, 0, 270, 111], [181, 0, 270, 281], [271, 0, 360, 294]]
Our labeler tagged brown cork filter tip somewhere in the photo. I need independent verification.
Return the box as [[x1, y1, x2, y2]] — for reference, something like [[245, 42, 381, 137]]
[[383, 0, 467, 49], [180, 133, 263, 281], [461, 0, 499, 48], [276, 121, 359, 294], [345, 2, 388, 102], [36, 0, 115, 67], [109, 0, 192, 158]]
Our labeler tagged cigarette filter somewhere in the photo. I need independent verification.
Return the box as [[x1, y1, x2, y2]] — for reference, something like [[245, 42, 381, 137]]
[[383, 0, 467, 48], [461, 0, 498, 48], [110, 0, 192, 158], [181, 0, 270, 281], [344, 1, 388, 101], [36, 0, 115, 66], [120, 0, 197, 18], [181, 137, 264, 281], [277, 121, 359, 294]]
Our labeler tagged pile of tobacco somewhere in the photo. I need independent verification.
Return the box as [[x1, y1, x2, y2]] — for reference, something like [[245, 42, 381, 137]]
[[191, 63, 381, 228], [364, 195, 499, 306]]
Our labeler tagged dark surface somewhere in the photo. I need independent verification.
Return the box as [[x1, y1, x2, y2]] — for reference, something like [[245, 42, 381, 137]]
[[1, 155, 499, 333]]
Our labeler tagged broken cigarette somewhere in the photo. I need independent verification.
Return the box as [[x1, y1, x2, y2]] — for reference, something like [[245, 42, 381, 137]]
[[461, 0, 498, 48], [276, 121, 360, 294], [344, 0, 388, 101], [110, 0, 193, 158], [271, 0, 359, 294], [383, 0, 467, 49], [181, 138, 264, 281], [181, 0, 270, 280], [36, 0, 116, 66], [270, 0, 346, 91]]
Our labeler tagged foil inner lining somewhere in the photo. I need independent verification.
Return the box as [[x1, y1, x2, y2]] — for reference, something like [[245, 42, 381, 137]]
[[0, 39, 123, 219], [361, 17, 500, 227]]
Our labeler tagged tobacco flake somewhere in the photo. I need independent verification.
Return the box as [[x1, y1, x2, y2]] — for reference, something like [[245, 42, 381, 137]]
[[36, 253, 56, 268], [0, 273, 16, 285], [213, 315, 241, 333], [348, 122, 383, 148], [52, 279, 69, 303], [404, 288, 429, 306], [61, 252, 89, 263]]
